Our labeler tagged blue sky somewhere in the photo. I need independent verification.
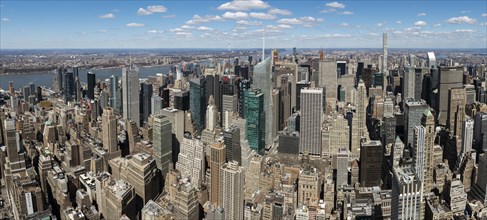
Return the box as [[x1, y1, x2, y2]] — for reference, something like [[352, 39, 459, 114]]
[[1, 0, 486, 49]]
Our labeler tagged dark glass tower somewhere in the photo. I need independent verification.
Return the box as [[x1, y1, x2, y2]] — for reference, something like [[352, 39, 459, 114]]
[[245, 88, 265, 154], [139, 82, 153, 125], [189, 77, 207, 134], [87, 72, 96, 100]]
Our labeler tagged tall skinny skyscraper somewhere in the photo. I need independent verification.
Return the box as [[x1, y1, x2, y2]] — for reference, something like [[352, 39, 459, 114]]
[[153, 114, 172, 178], [462, 117, 474, 154], [252, 58, 273, 148], [102, 107, 118, 154], [422, 109, 435, 193], [210, 142, 226, 207], [87, 71, 96, 100], [122, 65, 140, 127], [382, 32, 388, 75], [299, 88, 324, 156], [356, 80, 368, 138], [221, 161, 244, 220]]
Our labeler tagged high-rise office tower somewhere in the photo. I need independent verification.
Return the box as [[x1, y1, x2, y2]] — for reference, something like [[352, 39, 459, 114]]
[[224, 125, 241, 165], [57, 67, 64, 93], [122, 65, 140, 127], [382, 32, 388, 75], [404, 99, 428, 149], [63, 71, 74, 103], [238, 79, 251, 118], [336, 147, 349, 187], [140, 81, 153, 125], [4, 118, 21, 163], [87, 71, 96, 100], [220, 75, 238, 124], [253, 58, 274, 148], [446, 177, 467, 215], [330, 114, 349, 157], [299, 88, 324, 156], [403, 67, 415, 100], [109, 75, 119, 113], [414, 125, 426, 185], [221, 161, 244, 220], [151, 94, 163, 115], [356, 80, 368, 138], [414, 68, 423, 101], [438, 66, 463, 126], [462, 117, 474, 154], [206, 95, 219, 132], [245, 89, 265, 154], [427, 52, 436, 69], [422, 109, 436, 193], [474, 112, 487, 152], [102, 107, 118, 154], [189, 77, 207, 134], [205, 75, 221, 114], [210, 142, 226, 207], [447, 87, 466, 141], [153, 114, 172, 178], [391, 166, 421, 220], [360, 140, 383, 187], [319, 57, 337, 111]]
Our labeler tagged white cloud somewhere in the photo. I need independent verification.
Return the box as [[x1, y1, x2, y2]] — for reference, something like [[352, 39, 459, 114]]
[[197, 26, 214, 31], [236, 20, 262, 26], [277, 24, 292, 29], [181, 25, 195, 29], [414, 21, 427, 26], [249, 12, 276, 20], [338, 11, 354, 15], [396, 21, 402, 24], [325, 1, 345, 9], [482, 13, 487, 17], [97, 29, 108, 33], [126, 23, 144, 27], [162, 15, 176, 18], [278, 18, 302, 25], [175, 32, 192, 36], [234, 26, 247, 30], [278, 17, 323, 27], [340, 22, 349, 26], [98, 13, 115, 19], [321, 8, 337, 13], [455, 29, 475, 33], [170, 28, 184, 32], [377, 23, 384, 27], [268, 8, 292, 16], [218, 0, 269, 11], [186, 15, 224, 25], [222, 12, 249, 19], [1, 18, 10, 22], [417, 12, 426, 17], [369, 32, 379, 36], [460, 10, 470, 14], [137, 5, 167, 16], [433, 23, 441, 27], [147, 30, 164, 34], [446, 16, 477, 24]]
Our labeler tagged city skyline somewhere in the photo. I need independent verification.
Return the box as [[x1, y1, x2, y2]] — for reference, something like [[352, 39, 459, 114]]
[[1, 0, 486, 49]]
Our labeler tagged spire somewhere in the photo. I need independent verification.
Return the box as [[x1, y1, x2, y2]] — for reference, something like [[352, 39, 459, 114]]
[[262, 30, 265, 61]]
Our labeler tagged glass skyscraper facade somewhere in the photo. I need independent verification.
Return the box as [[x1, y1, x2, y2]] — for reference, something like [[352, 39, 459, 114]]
[[245, 88, 265, 154]]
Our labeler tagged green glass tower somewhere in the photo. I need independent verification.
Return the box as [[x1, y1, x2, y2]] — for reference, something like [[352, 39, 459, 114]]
[[245, 88, 265, 154]]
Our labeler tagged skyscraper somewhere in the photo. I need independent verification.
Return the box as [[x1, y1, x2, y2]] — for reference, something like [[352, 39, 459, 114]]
[[109, 75, 119, 113], [210, 141, 226, 207], [221, 161, 244, 220], [462, 117, 474, 154], [319, 57, 338, 111], [391, 166, 421, 220], [447, 87, 466, 141], [360, 140, 383, 187], [299, 88, 324, 156], [402, 67, 415, 100], [356, 80, 368, 138], [102, 107, 118, 154], [252, 58, 274, 147], [382, 32, 388, 75], [427, 52, 436, 69], [87, 71, 96, 100], [153, 114, 172, 178], [189, 77, 207, 135], [122, 65, 140, 127], [63, 71, 74, 103], [404, 99, 428, 149], [140, 81, 153, 125], [224, 125, 241, 165], [438, 66, 463, 126], [336, 147, 349, 187], [422, 109, 436, 193], [245, 89, 265, 154]]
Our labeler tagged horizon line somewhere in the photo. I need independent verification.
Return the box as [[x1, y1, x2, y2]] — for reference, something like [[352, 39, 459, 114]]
[[1, 47, 486, 50]]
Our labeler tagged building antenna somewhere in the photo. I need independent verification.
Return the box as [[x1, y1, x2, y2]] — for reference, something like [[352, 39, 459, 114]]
[[262, 30, 265, 61]]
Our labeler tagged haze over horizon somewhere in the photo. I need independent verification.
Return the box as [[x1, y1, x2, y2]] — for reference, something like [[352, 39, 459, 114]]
[[1, 0, 486, 49]]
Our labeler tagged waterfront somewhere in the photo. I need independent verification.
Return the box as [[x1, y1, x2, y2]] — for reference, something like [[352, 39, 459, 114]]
[[0, 65, 172, 90]]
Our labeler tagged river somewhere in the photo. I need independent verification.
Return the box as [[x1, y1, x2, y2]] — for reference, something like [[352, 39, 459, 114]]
[[0, 65, 172, 90]]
